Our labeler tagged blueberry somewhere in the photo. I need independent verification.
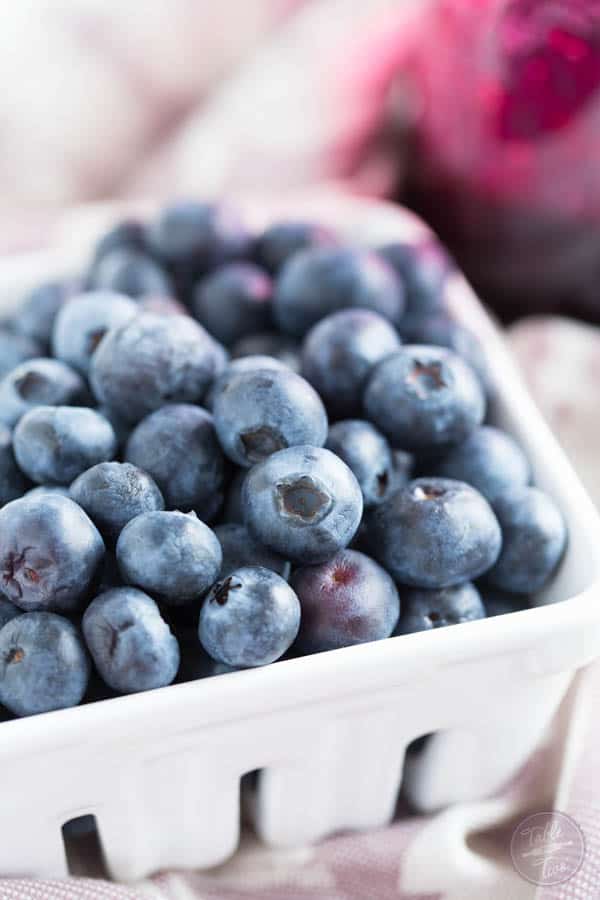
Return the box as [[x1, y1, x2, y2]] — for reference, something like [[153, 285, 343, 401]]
[[301, 309, 401, 418], [70, 462, 165, 542], [486, 487, 567, 594], [215, 523, 290, 580], [0, 612, 90, 717], [274, 247, 405, 337], [82, 587, 180, 694], [368, 477, 501, 588], [0, 329, 43, 378], [0, 493, 104, 611], [395, 582, 486, 635], [214, 368, 328, 467], [231, 331, 301, 372], [397, 313, 492, 395], [199, 566, 300, 667], [206, 354, 288, 411], [379, 240, 451, 316], [325, 420, 409, 508], [242, 445, 363, 564], [0, 424, 29, 507], [117, 510, 222, 605], [0, 596, 21, 629], [52, 291, 137, 375], [148, 201, 250, 270], [90, 313, 225, 424], [193, 262, 273, 346], [0, 357, 86, 429], [431, 426, 530, 503], [12, 280, 76, 346], [255, 220, 338, 273], [482, 588, 530, 617], [125, 404, 226, 519], [291, 549, 399, 653], [364, 346, 485, 451], [14, 406, 117, 485], [88, 249, 173, 299]]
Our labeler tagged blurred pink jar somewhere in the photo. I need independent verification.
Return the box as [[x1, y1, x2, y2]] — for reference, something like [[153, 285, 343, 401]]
[[336, 0, 600, 321]]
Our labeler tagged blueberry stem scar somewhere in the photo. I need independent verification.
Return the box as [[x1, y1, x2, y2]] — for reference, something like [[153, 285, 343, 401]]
[[413, 484, 446, 501], [276, 475, 332, 523], [212, 576, 241, 606], [407, 360, 447, 399]]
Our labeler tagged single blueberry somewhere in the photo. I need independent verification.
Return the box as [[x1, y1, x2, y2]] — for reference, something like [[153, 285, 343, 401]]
[[14, 406, 117, 485], [274, 247, 405, 337], [368, 477, 501, 588], [214, 368, 328, 467], [364, 346, 485, 451], [117, 510, 222, 605], [292, 548, 400, 653], [397, 313, 492, 395], [125, 404, 226, 519], [0, 329, 43, 379], [242, 445, 363, 564], [215, 523, 290, 580], [255, 220, 338, 273], [0, 357, 87, 429], [148, 201, 250, 270], [199, 566, 300, 667], [0, 596, 21, 630], [0, 612, 90, 717], [0, 493, 105, 612], [430, 426, 530, 503], [230, 331, 301, 372], [88, 248, 173, 299], [486, 487, 567, 594], [90, 313, 225, 424], [301, 308, 401, 419], [326, 420, 410, 508], [481, 587, 530, 617], [12, 280, 77, 346], [52, 291, 137, 375], [378, 240, 451, 316], [205, 354, 288, 411], [0, 424, 29, 507], [395, 583, 486, 635], [82, 587, 180, 694], [193, 262, 273, 346], [70, 462, 165, 542]]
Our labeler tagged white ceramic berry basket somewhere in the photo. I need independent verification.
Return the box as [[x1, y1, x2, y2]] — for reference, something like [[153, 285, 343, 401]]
[[1, 191, 600, 883]]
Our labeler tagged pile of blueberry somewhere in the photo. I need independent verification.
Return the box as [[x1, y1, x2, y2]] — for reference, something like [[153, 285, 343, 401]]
[[0, 202, 567, 719]]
